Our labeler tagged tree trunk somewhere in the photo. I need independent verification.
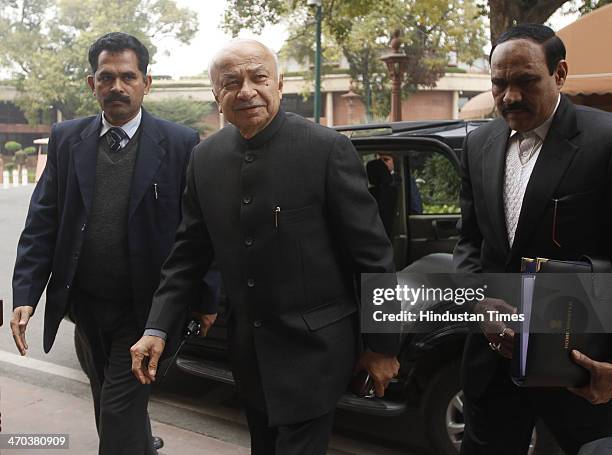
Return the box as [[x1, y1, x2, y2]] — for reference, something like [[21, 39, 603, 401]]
[[489, 0, 571, 44]]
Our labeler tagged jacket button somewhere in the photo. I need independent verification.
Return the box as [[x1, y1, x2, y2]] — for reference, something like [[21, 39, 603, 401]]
[[73, 252, 79, 260], [245, 153, 255, 163], [81, 223, 86, 231], [253, 320, 262, 328], [242, 195, 252, 205], [66, 283, 71, 289], [247, 278, 255, 287], [245, 237, 254, 246]]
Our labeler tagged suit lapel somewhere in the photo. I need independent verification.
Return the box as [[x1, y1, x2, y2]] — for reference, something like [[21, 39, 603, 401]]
[[128, 109, 166, 221], [509, 96, 580, 260], [72, 114, 102, 214], [482, 119, 511, 257]]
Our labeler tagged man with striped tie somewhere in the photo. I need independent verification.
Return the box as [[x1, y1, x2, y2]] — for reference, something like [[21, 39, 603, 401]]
[[10, 32, 200, 454]]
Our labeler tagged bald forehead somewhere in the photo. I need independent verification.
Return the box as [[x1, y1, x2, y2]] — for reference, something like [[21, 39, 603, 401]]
[[209, 40, 278, 85], [223, 40, 272, 58]]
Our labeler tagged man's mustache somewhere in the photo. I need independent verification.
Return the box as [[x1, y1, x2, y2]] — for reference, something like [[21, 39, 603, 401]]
[[104, 94, 130, 104], [501, 102, 530, 115]]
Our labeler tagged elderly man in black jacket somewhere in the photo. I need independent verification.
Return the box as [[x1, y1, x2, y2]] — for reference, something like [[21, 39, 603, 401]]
[[131, 38, 400, 454]]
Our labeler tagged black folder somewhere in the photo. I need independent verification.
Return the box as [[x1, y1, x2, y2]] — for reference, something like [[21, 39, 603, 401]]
[[511, 257, 612, 387]]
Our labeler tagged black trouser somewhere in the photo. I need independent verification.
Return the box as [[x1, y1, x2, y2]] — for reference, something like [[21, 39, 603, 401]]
[[245, 405, 335, 455], [73, 301, 155, 455], [461, 360, 612, 455]]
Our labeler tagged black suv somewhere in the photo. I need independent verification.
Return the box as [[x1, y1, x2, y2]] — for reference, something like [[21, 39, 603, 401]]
[[76, 119, 557, 454]]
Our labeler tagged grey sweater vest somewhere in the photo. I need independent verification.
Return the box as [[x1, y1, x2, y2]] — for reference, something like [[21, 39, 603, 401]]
[[74, 130, 140, 304]]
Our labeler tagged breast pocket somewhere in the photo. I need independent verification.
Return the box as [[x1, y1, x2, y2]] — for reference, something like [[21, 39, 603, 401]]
[[551, 190, 597, 247], [277, 205, 316, 226], [552, 190, 596, 209]]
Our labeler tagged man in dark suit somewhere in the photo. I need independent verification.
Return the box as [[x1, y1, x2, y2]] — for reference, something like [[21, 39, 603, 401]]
[[10, 32, 199, 454], [130, 38, 400, 455], [454, 24, 612, 454]]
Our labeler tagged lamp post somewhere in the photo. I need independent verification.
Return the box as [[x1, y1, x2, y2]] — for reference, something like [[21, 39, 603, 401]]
[[380, 29, 410, 122], [341, 82, 361, 124], [308, 0, 322, 123]]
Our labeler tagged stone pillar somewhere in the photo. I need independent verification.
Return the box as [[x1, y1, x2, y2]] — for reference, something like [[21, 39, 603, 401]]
[[325, 92, 334, 126], [452, 90, 459, 119]]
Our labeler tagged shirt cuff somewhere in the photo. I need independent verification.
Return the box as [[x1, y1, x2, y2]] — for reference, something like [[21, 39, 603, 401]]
[[143, 329, 167, 341]]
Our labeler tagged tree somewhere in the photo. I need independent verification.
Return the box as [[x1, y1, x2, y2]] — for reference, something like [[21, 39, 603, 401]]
[[0, 0, 198, 123], [2, 140, 24, 174], [225, 0, 486, 120], [14, 149, 27, 174], [343, 0, 486, 120], [23, 146, 37, 156], [3, 140, 22, 157], [483, 0, 612, 48], [486, 0, 569, 43], [572, 0, 612, 14], [143, 98, 215, 135]]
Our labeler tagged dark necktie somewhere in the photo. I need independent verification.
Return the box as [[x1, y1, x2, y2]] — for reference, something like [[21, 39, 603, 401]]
[[106, 127, 129, 153]]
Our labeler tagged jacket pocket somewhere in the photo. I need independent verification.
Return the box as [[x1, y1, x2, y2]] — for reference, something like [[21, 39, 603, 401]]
[[302, 299, 357, 331], [552, 190, 595, 207], [278, 205, 316, 225]]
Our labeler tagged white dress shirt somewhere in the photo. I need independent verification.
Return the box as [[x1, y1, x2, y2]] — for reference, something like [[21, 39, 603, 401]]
[[503, 94, 561, 246]]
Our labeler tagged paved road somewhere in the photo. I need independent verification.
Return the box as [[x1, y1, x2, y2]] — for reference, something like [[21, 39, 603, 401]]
[[0, 185, 427, 455]]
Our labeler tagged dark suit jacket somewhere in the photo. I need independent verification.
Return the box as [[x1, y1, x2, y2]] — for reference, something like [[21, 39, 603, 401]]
[[454, 95, 612, 398], [146, 110, 400, 425], [12, 109, 199, 353]]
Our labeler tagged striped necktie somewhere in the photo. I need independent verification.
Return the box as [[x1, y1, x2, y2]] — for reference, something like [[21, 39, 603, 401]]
[[106, 127, 129, 153]]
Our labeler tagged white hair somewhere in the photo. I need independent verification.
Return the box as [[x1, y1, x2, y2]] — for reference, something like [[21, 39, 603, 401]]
[[208, 38, 280, 92]]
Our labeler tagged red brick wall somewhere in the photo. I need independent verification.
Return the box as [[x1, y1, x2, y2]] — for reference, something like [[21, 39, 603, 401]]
[[332, 93, 367, 125], [401, 91, 454, 120], [331, 90, 454, 125], [0, 123, 50, 133]]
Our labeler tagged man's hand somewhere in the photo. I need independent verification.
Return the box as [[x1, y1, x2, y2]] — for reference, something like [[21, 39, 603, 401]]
[[568, 350, 612, 405], [10, 306, 33, 356], [474, 297, 516, 359], [355, 351, 400, 397], [194, 313, 217, 337], [130, 336, 166, 385]]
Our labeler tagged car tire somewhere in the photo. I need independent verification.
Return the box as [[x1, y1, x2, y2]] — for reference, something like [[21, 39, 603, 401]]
[[422, 359, 464, 455], [421, 359, 561, 455]]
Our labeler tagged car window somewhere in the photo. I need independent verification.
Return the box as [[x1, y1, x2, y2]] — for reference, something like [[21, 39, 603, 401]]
[[408, 150, 460, 214]]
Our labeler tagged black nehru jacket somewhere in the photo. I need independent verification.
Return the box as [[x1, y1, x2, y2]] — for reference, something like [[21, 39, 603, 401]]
[[146, 109, 400, 426]]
